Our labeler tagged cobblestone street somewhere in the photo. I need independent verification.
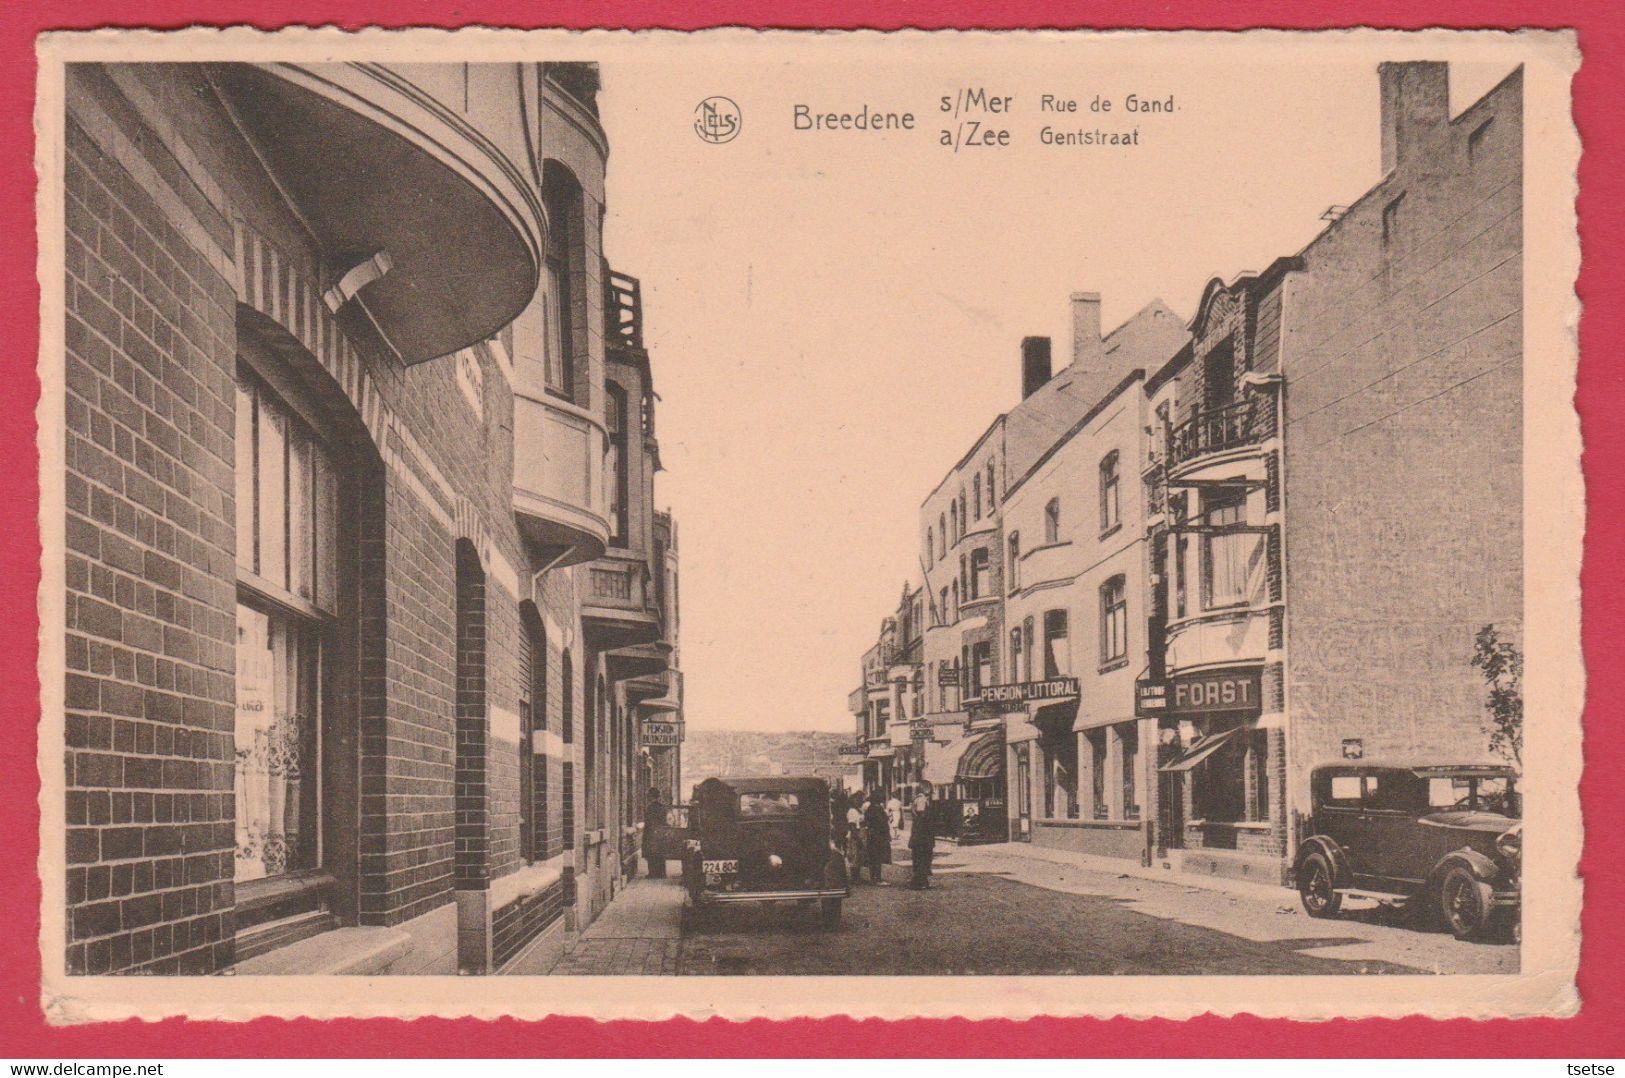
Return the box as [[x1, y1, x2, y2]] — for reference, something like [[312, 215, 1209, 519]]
[[543, 843, 1519, 976]]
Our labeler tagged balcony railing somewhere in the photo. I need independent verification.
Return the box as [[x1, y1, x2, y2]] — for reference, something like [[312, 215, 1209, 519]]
[[1168, 398, 1275, 469], [588, 559, 653, 614], [605, 269, 643, 352]]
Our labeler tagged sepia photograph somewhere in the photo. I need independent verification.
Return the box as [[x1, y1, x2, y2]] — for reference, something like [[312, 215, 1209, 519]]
[[32, 25, 1582, 1023]]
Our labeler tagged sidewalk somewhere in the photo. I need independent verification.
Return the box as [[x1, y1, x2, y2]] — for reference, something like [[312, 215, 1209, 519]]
[[545, 873, 684, 975], [956, 839, 1293, 903]]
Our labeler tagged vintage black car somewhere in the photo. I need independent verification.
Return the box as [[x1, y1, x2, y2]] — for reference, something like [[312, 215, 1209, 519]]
[[680, 776, 850, 931], [1294, 762, 1520, 940]]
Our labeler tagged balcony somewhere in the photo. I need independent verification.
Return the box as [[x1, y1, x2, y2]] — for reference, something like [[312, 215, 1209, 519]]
[[584, 551, 663, 654], [605, 269, 644, 354], [204, 62, 544, 366], [625, 668, 682, 715], [1167, 398, 1276, 474], [513, 392, 610, 567], [848, 687, 868, 715]]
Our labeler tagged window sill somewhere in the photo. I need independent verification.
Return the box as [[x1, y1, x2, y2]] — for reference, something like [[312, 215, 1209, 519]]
[[1034, 817, 1141, 831], [236, 869, 336, 920], [1185, 819, 1273, 831], [1099, 522, 1123, 541]]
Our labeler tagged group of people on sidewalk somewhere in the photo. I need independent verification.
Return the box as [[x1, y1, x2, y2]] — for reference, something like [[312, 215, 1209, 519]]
[[834, 785, 943, 890]]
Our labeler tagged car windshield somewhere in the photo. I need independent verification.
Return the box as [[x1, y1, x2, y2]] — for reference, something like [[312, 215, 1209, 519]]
[[738, 791, 801, 817], [1426, 775, 1519, 816]]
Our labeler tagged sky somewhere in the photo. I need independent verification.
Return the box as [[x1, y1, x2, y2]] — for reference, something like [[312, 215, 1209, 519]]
[[589, 31, 1514, 734]]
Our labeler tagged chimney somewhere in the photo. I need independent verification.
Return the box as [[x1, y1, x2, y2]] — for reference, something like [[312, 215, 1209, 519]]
[[1070, 292, 1103, 370], [1379, 61, 1449, 174], [1021, 336, 1052, 399]]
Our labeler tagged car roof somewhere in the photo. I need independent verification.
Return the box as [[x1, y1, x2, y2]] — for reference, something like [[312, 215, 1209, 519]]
[[1311, 761, 1516, 777], [696, 776, 830, 794]]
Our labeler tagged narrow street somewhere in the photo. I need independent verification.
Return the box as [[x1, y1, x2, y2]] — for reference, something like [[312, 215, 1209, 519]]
[[546, 842, 1519, 976]]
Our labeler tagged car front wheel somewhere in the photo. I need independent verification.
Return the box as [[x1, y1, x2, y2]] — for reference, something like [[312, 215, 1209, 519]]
[[1440, 865, 1495, 940], [820, 898, 842, 931], [1298, 851, 1342, 919]]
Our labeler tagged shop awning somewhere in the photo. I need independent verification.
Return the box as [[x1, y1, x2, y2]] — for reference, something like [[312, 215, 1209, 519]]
[[1158, 727, 1242, 773], [923, 729, 1002, 784], [866, 745, 895, 760]]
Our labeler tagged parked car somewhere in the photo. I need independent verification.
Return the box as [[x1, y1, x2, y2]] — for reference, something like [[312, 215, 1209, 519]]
[[680, 776, 851, 931], [1294, 762, 1520, 940]]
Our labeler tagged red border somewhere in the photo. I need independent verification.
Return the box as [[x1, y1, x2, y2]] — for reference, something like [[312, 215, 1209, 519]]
[[2, 0, 1619, 1058]]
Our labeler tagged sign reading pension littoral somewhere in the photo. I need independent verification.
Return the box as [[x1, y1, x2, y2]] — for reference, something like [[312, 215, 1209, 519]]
[[1135, 668, 1262, 717], [640, 721, 683, 747], [971, 677, 1080, 709]]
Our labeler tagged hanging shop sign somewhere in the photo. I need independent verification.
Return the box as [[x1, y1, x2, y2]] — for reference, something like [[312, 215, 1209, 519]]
[[970, 677, 1080, 710], [641, 720, 683, 747], [1140, 668, 1262, 717], [909, 718, 932, 740], [837, 742, 868, 757], [938, 664, 962, 686]]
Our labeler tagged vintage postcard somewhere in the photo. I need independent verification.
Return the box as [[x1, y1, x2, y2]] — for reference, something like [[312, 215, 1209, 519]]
[[33, 25, 1581, 1023]]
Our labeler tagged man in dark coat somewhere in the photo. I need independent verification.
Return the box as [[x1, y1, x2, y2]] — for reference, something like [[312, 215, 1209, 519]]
[[908, 786, 938, 889], [861, 790, 892, 884], [642, 787, 667, 878]]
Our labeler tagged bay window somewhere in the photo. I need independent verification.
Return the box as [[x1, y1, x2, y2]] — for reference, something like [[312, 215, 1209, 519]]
[[1202, 489, 1264, 608]]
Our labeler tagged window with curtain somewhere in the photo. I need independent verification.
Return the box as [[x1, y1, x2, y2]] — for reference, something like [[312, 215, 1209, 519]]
[[232, 371, 339, 886], [1203, 489, 1264, 608], [971, 641, 992, 695], [939, 587, 949, 628], [1010, 627, 1023, 683], [1007, 532, 1020, 592], [986, 460, 996, 513], [973, 475, 982, 520], [1099, 451, 1121, 533], [1023, 616, 1035, 682], [1043, 609, 1070, 679], [1100, 575, 1128, 665], [1044, 498, 1061, 544]]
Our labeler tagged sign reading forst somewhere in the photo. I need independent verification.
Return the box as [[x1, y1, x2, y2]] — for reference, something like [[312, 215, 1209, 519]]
[[1136, 668, 1262, 717], [971, 677, 1080, 710], [641, 721, 683, 747]]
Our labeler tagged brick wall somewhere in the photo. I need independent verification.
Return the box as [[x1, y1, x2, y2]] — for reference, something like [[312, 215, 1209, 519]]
[[1282, 68, 1523, 808], [62, 111, 239, 975]]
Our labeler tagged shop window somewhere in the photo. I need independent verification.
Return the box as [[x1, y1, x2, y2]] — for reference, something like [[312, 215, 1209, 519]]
[[1250, 729, 1272, 822], [1042, 609, 1070, 679], [1042, 729, 1078, 819], [1044, 498, 1061, 544], [1007, 532, 1020, 592], [970, 547, 990, 600], [1203, 489, 1263, 608], [1100, 575, 1128, 665], [605, 383, 629, 546], [973, 474, 982, 520], [1193, 727, 1248, 823], [1121, 724, 1141, 821], [1099, 451, 1121, 533], [234, 601, 320, 883], [1088, 730, 1108, 819]]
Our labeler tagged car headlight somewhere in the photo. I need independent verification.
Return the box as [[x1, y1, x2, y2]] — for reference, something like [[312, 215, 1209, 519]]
[[684, 839, 701, 853], [1496, 826, 1521, 870], [768, 854, 783, 869]]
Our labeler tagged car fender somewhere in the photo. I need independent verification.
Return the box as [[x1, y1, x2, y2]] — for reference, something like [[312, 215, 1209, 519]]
[[1293, 835, 1351, 888], [824, 843, 850, 889], [1427, 846, 1500, 891]]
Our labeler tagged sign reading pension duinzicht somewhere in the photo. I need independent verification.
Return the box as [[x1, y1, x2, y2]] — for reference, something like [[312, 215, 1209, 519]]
[[971, 677, 1080, 710], [641, 721, 683, 747]]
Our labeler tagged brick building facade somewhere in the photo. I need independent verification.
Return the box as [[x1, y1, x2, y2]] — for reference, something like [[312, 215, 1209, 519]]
[[57, 60, 679, 975]]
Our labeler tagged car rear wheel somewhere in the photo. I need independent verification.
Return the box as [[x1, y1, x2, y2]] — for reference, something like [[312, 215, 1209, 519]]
[[1298, 852, 1342, 919], [1440, 865, 1494, 940], [820, 898, 842, 931]]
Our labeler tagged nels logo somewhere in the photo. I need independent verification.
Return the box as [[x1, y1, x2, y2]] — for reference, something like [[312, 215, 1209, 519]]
[[694, 96, 742, 144]]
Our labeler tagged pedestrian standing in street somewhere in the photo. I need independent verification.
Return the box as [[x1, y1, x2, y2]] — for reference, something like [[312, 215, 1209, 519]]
[[845, 796, 865, 880], [886, 791, 903, 840], [908, 786, 937, 890], [862, 791, 892, 885], [642, 786, 667, 879]]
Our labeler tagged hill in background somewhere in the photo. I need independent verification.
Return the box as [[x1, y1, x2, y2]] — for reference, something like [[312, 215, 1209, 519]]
[[680, 729, 859, 798]]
